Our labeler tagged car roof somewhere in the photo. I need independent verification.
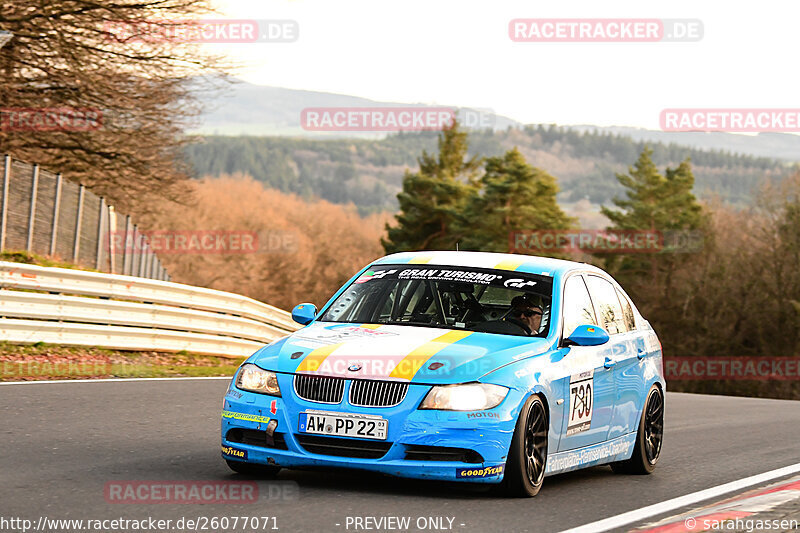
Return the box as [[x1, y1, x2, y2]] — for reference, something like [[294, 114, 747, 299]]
[[371, 251, 605, 278]]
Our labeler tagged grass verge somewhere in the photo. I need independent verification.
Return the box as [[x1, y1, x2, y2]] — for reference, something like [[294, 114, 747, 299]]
[[0, 250, 98, 271], [0, 342, 244, 381]]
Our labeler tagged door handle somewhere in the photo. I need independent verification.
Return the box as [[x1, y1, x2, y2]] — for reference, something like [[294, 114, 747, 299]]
[[604, 357, 616, 369], [637, 348, 647, 360]]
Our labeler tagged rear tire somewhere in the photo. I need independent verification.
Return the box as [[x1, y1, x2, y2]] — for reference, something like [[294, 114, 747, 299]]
[[502, 394, 548, 497], [611, 385, 664, 475], [225, 459, 281, 478]]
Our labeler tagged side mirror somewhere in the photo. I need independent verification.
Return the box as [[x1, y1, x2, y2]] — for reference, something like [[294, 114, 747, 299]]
[[291, 303, 317, 326], [563, 324, 610, 347]]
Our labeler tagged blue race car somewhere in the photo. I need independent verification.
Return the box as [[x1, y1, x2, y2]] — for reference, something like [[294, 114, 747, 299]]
[[221, 251, 665, 496]]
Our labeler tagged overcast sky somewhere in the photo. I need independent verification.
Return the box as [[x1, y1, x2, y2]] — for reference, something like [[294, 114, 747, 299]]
[[207, 0, 799, 130]]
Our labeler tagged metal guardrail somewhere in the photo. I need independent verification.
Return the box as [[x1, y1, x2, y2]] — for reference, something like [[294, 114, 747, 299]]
[[0, 261, 300, 357]]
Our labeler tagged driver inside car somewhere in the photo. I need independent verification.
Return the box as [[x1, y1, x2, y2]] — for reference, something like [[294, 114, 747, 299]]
[[505, 295, 544, 336]]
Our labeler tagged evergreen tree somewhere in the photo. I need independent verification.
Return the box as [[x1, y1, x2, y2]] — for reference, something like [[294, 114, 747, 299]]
[[458, 148, 575, 253], [382, 121, 481, 253], [601, 148, 703, 232], [601, 147, 707, 300]]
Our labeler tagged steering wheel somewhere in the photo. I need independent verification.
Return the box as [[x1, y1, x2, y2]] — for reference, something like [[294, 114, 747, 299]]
[[504, 316, 532, 335]]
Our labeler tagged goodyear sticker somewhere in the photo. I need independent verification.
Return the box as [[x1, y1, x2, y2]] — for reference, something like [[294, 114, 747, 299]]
[[221, 410, 270, 424], [456, 465, 504, 479], [221, 444, 247, 460]]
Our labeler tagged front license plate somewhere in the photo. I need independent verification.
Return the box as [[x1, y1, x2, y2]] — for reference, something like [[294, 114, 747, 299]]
[[298, 411, 388, 440]]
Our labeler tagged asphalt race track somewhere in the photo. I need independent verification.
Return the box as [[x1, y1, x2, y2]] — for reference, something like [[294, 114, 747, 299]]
[[2, 380, 799, 533]]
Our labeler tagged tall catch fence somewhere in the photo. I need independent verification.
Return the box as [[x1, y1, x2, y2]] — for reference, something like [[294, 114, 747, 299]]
[[0, 155, 168, 280]]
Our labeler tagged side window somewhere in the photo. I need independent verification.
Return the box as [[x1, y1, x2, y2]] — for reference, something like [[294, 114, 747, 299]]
[[616, 288, 637, 331], [585, 275, 626, 335], [562, 275, 598, 337]]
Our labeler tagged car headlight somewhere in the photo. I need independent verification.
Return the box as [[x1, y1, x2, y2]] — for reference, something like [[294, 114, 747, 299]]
[[235, 364, 281, 396], [419, 383, 508, 411]]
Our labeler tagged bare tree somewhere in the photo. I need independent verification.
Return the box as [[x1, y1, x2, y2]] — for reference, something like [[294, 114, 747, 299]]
[[0, 0, 229, 213]]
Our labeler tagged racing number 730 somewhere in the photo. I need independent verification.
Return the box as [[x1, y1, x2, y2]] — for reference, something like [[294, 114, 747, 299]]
[[567, 372, 594, 435], [571, 382, 592, 419]]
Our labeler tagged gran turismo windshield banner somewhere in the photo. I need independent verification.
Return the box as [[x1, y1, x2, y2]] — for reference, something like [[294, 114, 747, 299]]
[[352, 265, 552, 290]]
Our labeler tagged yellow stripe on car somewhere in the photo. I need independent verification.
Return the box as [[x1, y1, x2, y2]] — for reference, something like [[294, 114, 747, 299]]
[[296, 342, 344, 372], [390, 330, 473, 380], [493, 258, 525, 271]]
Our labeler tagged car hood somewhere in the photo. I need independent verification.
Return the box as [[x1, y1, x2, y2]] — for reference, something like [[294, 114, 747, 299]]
[[249, 322, 552, 384]]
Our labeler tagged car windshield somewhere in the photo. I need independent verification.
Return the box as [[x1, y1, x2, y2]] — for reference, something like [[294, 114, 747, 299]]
[[319, 265, 554, 337]]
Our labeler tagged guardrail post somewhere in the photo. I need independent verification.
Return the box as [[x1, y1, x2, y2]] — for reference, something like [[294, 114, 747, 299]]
[[131, 225, 139, 277], [95, 197, 105, 271], [142, 248, 150, 278], [140, 245, 149, 278], [122, 216, 132, 276], [72, 185, 84, 262], [49, 173, 62, 256], [107, 205, 116, 274], [26, 164, 39, 252], [0, 155, 10, 251], [149, 252, 157, 279]]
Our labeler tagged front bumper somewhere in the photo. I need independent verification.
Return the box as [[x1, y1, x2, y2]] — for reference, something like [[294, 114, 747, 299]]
[[220, 374, 520, 483]]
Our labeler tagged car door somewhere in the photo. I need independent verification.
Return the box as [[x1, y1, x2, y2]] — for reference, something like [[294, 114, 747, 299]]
[[583, 275, 641, 440], [556, 274, 616, 452], [609, 285, 649, 438]]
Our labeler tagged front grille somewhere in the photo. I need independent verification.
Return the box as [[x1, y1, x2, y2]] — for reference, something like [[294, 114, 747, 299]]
[[226, 428, 288, 450], [294, 374, 345, 404], [404, 444, 484, 463], [349, 379, 409, 407], [295, 434, 392, 459]]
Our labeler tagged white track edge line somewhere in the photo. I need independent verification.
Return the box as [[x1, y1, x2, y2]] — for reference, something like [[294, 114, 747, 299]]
[[0, 376, 232, 385], [558, 462, 800, 533]]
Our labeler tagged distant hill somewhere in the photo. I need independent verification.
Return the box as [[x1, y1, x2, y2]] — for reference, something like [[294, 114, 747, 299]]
[[193, 80, 800, 162], [184, 126, 793, 215], [194, 81, 520, 138], [571, 125, 800, 163]]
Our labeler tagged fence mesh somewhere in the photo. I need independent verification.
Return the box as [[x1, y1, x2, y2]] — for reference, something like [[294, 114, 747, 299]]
[[0, 155, 168, 280]]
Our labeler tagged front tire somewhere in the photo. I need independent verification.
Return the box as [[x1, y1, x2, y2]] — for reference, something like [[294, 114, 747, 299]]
[[225, 459, 281, 478], [611, 385, 664, 475], [502, 394, 548, 497]]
